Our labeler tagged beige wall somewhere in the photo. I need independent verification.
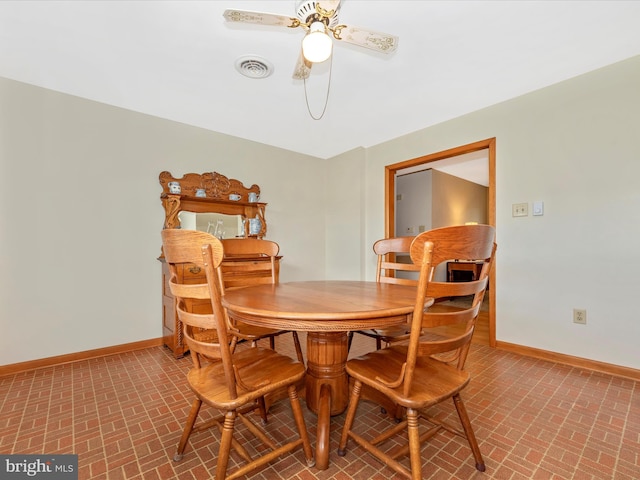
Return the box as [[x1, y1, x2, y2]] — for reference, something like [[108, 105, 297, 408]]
[[324, 147, 367, 280], [0, 77, 325, 364], [432, 170, 488, 228], [2, 54, 639, 370], [334, 55, 640, 369]]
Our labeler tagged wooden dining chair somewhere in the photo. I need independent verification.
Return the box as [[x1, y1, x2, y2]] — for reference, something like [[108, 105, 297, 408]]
[[220, 238, 304, 364], [348, 236, 420, 350], [161, 229, 314, 480], [338, 224, 496, 479]]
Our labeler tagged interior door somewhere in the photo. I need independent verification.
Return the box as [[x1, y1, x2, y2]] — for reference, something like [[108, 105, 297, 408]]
[[384, 138, 496, 346]]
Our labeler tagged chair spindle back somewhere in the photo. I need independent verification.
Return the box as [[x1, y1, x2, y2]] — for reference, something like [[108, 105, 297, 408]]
[[401, 225, 496, 396], [161, 229, 238, 399], [374, 236, 421, 286]]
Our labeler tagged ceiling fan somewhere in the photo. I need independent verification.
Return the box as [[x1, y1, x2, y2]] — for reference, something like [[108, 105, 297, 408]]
[[223, 0, 399, 80]]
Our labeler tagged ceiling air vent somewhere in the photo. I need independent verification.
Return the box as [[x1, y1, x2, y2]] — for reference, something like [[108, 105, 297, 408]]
[[235, 55, 273, 79]]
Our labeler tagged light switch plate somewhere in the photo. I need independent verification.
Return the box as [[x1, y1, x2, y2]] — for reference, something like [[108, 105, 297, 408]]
[[533, 201, 544, 216]]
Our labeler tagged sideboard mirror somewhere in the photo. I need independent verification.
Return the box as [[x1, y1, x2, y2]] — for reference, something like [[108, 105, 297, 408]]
[[159, 171, 267, 238], [178, 211, 244, 238]]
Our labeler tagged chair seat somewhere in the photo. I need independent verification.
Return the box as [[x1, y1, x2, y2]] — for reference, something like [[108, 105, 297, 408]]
[[360, 324, 411, 338], [346, 345, 470, 410], [355, 325, 413, 344], [187, 348, 306, 410], [354, 302, 465, 349], [234, 321, 290, 340]]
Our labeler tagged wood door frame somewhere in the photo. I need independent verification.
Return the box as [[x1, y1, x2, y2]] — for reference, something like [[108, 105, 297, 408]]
[[385, 137, 497, 346]]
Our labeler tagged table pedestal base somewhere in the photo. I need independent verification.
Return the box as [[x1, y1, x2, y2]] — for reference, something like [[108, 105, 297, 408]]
[[304, 332, 349, 470]]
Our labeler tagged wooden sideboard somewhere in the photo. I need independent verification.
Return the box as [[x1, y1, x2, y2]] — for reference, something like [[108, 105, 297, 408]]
[[159, 171, 277, 358], [160, 255, 281, 358]]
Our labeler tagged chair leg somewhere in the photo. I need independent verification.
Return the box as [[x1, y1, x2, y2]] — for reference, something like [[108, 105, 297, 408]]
[[287, 385, 315, 467], [269, 336, 276, 350], [229, 336, 239, 353], [394, 404, 406, 422], [256, 396, 269, 425], [337, 380, 362, 456], [452, 394, 485, 472], [292, 332, 305, 364], [215, 410, 237, 480], [406, 408, 422, 480], [174, 398, 202, 461]]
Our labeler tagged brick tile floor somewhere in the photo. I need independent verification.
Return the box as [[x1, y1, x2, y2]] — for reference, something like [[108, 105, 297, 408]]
[[1, 333, 638, 479]]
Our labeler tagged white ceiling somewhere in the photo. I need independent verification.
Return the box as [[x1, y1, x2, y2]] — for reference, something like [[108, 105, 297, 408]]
[[2, 1, 640, 160]]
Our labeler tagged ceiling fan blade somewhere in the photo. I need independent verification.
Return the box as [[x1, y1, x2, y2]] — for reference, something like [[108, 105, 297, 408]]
[[292, 52, 312, 80], [332, 25, 398, 54], [223, 9, 300, 28]]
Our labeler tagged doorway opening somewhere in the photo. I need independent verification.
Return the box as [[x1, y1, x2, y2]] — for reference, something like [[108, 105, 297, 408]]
[[384, 138, 496, 346]]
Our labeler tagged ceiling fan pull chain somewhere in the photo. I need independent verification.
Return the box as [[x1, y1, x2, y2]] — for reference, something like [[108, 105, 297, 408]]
[[303, 55, 333, 120]]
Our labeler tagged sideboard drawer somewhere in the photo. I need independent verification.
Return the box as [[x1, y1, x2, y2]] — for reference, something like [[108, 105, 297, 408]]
[[180, 263, 206, 284]]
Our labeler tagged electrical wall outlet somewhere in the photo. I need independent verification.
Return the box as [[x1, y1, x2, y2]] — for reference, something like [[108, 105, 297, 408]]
[[573, 308, 587, 324], [512, 203, 528, 217]]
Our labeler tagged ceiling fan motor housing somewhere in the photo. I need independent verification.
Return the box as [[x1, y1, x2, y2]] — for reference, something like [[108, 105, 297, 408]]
[[296, 1, 340, 28]]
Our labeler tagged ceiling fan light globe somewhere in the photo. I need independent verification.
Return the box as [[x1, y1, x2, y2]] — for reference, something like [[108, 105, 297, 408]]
[[302, 22, 332, 63]]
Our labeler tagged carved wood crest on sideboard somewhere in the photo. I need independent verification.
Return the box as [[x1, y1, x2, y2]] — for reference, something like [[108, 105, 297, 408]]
[[159, 171, 266, 238]]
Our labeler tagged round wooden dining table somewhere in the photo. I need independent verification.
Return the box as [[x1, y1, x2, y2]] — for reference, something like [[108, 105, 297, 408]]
[[222, 280, 418, 470]]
